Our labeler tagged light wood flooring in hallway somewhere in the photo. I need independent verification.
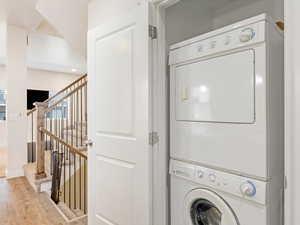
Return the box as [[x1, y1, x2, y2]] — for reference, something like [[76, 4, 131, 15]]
[[0, 177, 87, 225]]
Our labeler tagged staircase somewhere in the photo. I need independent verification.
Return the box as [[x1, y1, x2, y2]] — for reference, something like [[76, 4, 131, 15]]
[[24, 74, 88, 222]]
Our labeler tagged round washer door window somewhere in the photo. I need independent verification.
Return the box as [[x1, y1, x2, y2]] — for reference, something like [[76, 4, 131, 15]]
[[184, 189, 239, 225], [190, 199, 221, 225]]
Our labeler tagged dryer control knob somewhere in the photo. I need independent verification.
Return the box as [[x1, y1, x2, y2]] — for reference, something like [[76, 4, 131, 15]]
[[240, 181, 256, 197], [224, 36, 231, 45], [239, 28, 255, 42]]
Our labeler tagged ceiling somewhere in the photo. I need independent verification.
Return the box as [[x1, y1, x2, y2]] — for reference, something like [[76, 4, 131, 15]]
[[0, 0, 44, 30], [0, 0, 88, 56], [36, 0, 88, 56]]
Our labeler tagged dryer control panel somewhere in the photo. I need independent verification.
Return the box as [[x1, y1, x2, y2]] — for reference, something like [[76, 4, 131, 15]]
[[169, 20, 266, 65], [169, 159, 267, 205]]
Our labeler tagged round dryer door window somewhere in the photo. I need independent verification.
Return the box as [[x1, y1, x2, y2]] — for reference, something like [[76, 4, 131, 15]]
[[184, 189, 239, 225]]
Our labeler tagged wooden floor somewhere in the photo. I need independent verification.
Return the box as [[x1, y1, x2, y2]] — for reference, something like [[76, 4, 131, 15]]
[[0, 177, 87, 225], [0, 147, 7, 178]]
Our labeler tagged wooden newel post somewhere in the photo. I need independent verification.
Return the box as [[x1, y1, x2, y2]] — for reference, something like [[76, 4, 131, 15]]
[[34, 102, 47, 180]]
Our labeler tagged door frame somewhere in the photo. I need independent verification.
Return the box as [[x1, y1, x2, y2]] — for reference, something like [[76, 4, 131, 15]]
[[151, 1, 292, 225], [150, 1, 183, 225], [284, 0, 300, 225]]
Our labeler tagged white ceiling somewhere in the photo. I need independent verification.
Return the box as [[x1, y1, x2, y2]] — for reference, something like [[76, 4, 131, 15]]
[[36, 0, 88, 56], [0, 0, 44, 30], [0, 0, 88, 56]]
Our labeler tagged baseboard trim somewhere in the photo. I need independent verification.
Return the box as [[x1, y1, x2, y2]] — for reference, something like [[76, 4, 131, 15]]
[[45, 193, 87, 223], [6, 168, 24, 179]]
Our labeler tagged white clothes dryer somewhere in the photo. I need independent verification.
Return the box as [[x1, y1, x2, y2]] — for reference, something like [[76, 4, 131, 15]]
[[169, 14, 284, 180], [170, 159, 283, 225]]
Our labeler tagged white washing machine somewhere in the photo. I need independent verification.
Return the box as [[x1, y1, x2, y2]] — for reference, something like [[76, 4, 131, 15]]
[[170, 159, 283, 225], [169, 14, 284, 180]]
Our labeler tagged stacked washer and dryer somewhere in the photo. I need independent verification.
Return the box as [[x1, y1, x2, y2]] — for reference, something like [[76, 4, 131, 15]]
[[169, 14, 284, 225]]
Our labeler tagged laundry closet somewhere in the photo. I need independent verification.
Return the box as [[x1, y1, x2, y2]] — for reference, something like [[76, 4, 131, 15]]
[[87, 0, 285, 225], [154, 0, 284, 225]]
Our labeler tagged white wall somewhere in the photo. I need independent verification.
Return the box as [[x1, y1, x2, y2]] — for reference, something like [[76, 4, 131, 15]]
[[27, 33, 86, 75], [6, 25, 27, 178], [2, 26, 81, 178], [164, 0, 283, 45], [0, 65, 7, 148], [0, 65, 79, 144], [213, 0, 284, 29], [0, 21, 6, 65], [27, 68, 80, 92], [165, 0, 214, 45], [0, 65, 6, 88], [36, 0, 87, 57], [0, 20, 86, 75]]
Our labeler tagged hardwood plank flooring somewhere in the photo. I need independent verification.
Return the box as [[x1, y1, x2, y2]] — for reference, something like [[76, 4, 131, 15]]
[[0, 177, 87, 225]]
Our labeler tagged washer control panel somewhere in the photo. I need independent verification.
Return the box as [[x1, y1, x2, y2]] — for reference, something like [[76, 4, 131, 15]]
[[169, 21, 265, 66], [170, 159, 267, 205]]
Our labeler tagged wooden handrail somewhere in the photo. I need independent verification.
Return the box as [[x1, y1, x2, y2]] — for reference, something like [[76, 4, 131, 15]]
[[27, 74, 87, 116], [45, 81, 87, 113], [40, 127, 87, 159]]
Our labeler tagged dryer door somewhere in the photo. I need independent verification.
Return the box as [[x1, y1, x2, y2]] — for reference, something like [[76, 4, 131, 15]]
[[184, 189, 239, 225], [174, 49, 255, 123]]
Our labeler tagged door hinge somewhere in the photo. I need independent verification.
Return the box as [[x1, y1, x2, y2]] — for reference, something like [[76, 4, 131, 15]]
[[149, 25, 157, 40], [149, 132, 159, 146], [284, 175, 288, 189]]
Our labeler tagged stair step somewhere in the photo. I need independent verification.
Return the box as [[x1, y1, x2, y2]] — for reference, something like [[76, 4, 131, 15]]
[[23, 163, 52, 192], [56, 201, 86, 221]]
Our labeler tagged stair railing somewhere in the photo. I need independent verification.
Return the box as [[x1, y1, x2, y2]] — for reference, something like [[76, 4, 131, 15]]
[[27, 74, 87, 178], [41, 128, 87, 214], [27, 73, 88, 215]]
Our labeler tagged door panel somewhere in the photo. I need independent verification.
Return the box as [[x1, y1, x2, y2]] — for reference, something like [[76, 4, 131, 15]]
[[95, 156, 135, 225], [88, 2, 152, 225], [95, 27, 134, 137]]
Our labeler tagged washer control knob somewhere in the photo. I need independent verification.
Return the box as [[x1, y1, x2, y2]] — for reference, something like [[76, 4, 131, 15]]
[[240, 181, 256, 197], [240, 28, 255, 42], [209, 173, 216, 182], [197, 170, 204, 178]]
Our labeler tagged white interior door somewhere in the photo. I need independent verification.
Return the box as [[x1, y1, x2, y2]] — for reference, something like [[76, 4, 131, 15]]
[[88, 2, 152, 225]]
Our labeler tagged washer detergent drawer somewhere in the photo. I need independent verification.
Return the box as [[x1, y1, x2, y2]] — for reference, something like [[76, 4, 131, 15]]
[[174, 50, 255, 123]]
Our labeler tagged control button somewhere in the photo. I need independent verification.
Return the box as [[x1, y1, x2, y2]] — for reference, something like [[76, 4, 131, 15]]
[[197, 170, 204, 178], [240, 181, 256, 197], [197, 45, 203, 52], [209, 173, 216, 182], [210, 41, 217, 49], [240, 28, 255, 43], [224, 36, 231, 45]]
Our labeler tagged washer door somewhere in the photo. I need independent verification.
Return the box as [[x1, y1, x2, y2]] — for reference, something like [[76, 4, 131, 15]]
[[184, 189, 239, 225]]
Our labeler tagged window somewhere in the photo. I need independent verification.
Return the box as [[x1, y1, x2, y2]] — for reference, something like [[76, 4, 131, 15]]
[[46, 92, 68, 119], [0, 89, 6, 121]]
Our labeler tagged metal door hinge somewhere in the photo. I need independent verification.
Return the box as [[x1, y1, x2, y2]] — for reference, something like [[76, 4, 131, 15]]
[[284, 175, 288, 189], [149, 25, 157, 40], [149, 132, 159, 146]]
